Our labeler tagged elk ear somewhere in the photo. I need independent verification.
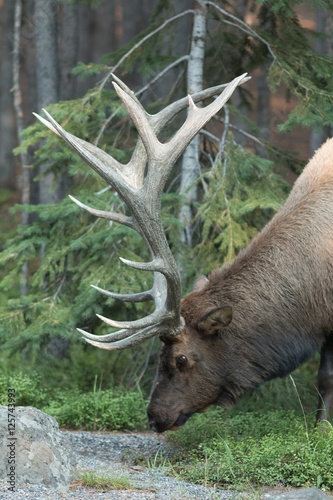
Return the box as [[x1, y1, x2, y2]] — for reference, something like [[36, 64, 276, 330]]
[[198, 306, 232, 334], [192, 275, 209, 291]]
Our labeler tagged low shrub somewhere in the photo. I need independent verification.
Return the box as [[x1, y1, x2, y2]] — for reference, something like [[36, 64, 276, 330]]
[[167, 407, 333, 490], [0, 369, 148, 431], [42, 387, 148, 431], [0, 371, 47, 407]]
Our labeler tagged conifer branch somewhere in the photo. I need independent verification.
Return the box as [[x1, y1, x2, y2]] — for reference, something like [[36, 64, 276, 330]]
[[206, 0, 333, 100], [206, 1, 278, 62], [50, 269, 67, 314]]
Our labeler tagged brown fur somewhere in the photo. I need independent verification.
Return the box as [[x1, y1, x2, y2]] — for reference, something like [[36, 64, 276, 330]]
[[147, 139, 333, 433]]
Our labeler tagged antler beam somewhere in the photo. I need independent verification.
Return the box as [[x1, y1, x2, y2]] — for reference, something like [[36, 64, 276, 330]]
[[34, 73, 249, 350]]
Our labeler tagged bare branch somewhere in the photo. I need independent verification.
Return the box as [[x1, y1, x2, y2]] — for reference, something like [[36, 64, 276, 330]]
[[99, 10, 196, 92], [135, 55, 190, 99]]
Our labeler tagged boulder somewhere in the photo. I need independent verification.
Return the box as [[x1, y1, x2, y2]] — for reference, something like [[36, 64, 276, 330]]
[[0, 405, 77, 492]]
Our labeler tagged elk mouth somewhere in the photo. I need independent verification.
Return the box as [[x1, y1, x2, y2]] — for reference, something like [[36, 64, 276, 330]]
[[148, 410, 193, 433], [148, 404, 213, 433], [168, 411, 194, 431]]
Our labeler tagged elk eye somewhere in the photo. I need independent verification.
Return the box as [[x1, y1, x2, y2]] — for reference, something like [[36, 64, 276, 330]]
[[176, 355, 188, 369]]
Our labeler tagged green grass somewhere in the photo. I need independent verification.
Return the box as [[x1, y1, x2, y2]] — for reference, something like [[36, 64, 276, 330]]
[[166, 405, 333, 492], [80, 470, 133, 490]]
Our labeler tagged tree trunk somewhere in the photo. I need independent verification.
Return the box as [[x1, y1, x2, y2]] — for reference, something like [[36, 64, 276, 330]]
[[255, 65, 270, 157], [310, 7, 332, 154], [179, 1, 206, 248], [59, 1, 79, 101], [34, 0, 62, 204], [231, 0, 248, 147], [13, 0, 30, 295], [0, 0, 17, 189], [34, 0, 70, 358]]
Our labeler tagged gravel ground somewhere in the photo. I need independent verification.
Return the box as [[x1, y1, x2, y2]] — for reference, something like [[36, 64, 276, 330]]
[[0, 429, 239, 499]]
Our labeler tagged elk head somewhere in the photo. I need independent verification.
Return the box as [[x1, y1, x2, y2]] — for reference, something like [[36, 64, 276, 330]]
[[34, 73, 250, 432]]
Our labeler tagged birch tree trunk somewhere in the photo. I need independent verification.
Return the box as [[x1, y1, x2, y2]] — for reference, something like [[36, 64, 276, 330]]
[[179, 1, 206, 248]]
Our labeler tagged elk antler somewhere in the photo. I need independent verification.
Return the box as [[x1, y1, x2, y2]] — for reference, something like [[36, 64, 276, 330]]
[[34, 73, 250, 350]]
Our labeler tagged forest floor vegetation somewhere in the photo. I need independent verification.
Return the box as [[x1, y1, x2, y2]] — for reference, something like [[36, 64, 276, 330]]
[[0, 362, 333, 496]]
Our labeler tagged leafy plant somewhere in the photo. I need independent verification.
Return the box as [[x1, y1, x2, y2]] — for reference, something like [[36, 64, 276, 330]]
[[166, 377, 333, 491], [0, 371, 47, 407], [42, 386, 148, 431]]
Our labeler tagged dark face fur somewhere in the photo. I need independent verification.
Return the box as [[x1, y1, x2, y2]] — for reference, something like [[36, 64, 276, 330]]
[[147, 288, 234, 433]]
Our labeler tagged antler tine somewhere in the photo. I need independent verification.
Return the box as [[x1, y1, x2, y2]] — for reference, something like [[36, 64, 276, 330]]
[[77, 327, 134, 342], [113, 82, 161, 162], [78, 321, 180, 351], [150, 76, 251, 133], [34, 109, 144, 197], [90, 284, 154, 303], [164, 73, 249, 165], [79, 324, 159, 351], [91, 270, 165, 304], [69, 195, 135, 228]]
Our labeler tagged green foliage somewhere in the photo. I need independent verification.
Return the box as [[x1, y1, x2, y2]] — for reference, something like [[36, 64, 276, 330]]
[[167, 375, 333, 491], [0, 367, 148, 431], [0, 371, 47, 407], [194, 141, 290, 272], [42, 386, 148, 431]]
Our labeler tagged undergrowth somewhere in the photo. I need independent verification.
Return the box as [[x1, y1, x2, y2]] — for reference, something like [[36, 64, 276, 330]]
[[1, 364, 332, 492], [166, 381, 333, 492], [0, 370, 148, 432]]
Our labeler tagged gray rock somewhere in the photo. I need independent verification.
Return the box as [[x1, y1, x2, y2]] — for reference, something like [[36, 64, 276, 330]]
[[264, 486, 332, 499], [0, 405, 77, 493]]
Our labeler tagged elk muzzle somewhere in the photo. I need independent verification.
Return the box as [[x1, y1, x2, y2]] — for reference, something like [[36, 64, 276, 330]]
[[147, 408, 193, 433]]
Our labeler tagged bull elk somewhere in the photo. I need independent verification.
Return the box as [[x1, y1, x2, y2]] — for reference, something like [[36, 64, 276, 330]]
[[34, 74, 333, 433]]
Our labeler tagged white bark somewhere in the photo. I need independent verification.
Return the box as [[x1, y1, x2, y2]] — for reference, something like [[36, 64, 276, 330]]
[[179, 1, 206, 247]]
